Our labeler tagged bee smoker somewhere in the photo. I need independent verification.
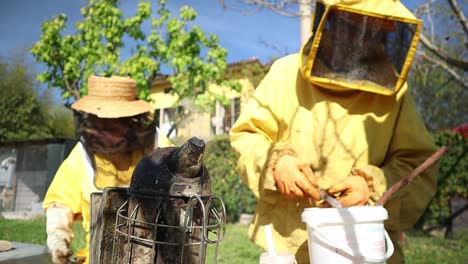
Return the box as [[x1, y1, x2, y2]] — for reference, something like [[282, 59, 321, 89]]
[[89, 137, 226, 263]]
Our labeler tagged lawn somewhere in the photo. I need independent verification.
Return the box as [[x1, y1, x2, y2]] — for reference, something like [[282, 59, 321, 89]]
[[1, 217, 468, 263]]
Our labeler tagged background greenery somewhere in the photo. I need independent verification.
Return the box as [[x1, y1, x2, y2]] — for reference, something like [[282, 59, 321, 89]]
[[204, 134, 257, 223], [416, 130, 468, 238], [0, 55, 75, 141]]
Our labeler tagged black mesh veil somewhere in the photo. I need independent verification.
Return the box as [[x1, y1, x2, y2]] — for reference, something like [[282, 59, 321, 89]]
[[74, 111, 156, 156]]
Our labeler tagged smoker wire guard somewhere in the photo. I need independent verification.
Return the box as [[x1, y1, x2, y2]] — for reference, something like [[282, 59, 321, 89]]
[[89, 187, 226, 264]]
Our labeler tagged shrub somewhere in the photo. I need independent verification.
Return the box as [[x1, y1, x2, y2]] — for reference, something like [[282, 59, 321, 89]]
[[203, 134, 256, 223], [416, 131, 468, 237]]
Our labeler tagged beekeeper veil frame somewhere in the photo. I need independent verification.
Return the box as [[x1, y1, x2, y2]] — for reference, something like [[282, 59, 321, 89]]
[[301, 0, 422, 95]]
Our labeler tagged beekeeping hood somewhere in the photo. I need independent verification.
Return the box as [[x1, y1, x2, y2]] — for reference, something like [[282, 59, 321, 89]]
[[301, 0, 422, 95]]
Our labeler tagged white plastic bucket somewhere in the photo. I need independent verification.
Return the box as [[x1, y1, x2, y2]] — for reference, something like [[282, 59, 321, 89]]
[[301, 206, 394, 264], [259, 252, 297, 264]]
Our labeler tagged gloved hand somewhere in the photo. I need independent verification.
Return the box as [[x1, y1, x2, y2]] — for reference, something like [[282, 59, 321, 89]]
[[49, 241, 72, 264], [326, 175, 370, 207], [273, 155, 321, 200], [46, 204, 74, 264]]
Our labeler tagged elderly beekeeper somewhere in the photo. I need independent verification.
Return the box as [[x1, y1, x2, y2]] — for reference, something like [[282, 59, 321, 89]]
[[43, 75, 172, 264], [230, 0, 438, 263]]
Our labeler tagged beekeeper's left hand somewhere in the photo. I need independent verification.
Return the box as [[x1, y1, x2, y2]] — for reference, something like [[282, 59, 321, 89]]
[[326, 175, 370, 207]]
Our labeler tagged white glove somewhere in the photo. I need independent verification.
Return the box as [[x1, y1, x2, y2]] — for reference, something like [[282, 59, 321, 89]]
[[46, 203, 74, 264]]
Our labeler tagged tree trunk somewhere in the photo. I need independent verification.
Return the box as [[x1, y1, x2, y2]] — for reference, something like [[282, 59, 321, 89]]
[[299, 0, 312, 45]]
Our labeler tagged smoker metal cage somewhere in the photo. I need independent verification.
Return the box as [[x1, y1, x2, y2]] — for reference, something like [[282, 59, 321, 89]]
[[112, 195, 226, 263], [89, 188, 226, 264]]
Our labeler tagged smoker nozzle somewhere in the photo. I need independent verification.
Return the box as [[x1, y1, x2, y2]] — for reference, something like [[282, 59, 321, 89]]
[[169, 137, 205, 178]]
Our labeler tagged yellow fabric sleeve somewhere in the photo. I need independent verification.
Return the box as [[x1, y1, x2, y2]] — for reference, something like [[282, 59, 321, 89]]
[[381, 92, 438, 231]]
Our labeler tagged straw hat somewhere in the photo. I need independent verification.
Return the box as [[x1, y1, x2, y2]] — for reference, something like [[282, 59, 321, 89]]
[[72, 75, 152, 118]]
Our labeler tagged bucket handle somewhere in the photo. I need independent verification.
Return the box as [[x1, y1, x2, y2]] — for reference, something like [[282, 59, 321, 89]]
[[308, 223, 394, 263]]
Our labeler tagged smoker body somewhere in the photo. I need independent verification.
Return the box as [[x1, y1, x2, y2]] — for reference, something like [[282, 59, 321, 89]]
[[89, 137, 226, 263]]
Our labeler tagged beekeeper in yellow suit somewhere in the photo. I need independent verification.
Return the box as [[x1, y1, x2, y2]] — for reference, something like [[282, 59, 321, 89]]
[[230, 0, 438, 263], [43, 75, 173, 264]]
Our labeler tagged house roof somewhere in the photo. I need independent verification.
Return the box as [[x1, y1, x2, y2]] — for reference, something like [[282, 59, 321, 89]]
[[151, 57, 268, 86], [227, 56, 262, 67]]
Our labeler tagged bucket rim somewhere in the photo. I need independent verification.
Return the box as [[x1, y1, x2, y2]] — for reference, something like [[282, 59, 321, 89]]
[[301, 205, 388, 224]]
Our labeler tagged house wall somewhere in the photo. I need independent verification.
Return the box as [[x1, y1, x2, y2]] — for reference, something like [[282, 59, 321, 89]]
[[177, 112, 212, 143], [149, 76, 257, 144]]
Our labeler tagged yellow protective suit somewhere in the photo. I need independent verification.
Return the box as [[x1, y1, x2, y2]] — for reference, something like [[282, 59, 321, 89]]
[[43, 134, 174, 264], [229, 53, 438, 264]]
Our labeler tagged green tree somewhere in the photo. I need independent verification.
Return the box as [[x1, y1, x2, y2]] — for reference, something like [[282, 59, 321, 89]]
[[409, 62, 467, 131], [31, 0, 238, 110], [0, 58, 52, 141], [0, 52, 75, 141], [38, 88, 76, 139]]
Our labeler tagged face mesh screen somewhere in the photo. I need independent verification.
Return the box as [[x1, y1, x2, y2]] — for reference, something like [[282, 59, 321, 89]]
[[75, 112, 155, 154], [307, 6, 416, 92]]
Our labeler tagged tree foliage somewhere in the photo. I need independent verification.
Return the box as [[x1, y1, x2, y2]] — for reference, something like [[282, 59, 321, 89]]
[[409, 61, 467, 131], [31, 0, 238, 109], [0, 56, 74, 141], [0, 61, 50, 141]]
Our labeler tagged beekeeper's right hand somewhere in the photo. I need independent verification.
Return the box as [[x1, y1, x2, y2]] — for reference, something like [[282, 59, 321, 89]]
[[46, 203, 74, 264], [273, 155, 321, 200]]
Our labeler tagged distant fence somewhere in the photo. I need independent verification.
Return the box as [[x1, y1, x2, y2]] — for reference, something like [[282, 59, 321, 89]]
[[0, 138, 76, 213]]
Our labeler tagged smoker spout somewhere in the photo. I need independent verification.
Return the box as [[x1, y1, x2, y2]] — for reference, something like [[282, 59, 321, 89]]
[[129, 136, 211, 197], [168, 137, 205, 178]]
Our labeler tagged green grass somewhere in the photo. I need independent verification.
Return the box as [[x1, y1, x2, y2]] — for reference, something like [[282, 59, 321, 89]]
[[403, 230, 468, 264], [0, 217, 47, 245], [1, 217, 468, 263], [0, 217, 86, 253], [206, 224, 262, 263]]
